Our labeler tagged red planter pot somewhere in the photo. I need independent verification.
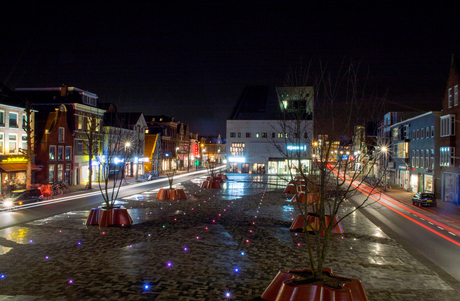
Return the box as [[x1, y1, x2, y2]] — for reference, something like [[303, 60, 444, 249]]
[[201, 179, 222, 189], [289, 214, 344, 236], [156, 188, 187, 200], [99, 208, 133, 227], [86, 207, 102, 225], [217, 174, 228, 180], [261, 268, 368, 301]]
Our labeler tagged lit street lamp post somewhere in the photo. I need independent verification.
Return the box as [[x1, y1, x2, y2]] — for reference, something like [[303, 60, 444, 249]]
[[381, 146, 387, 191]]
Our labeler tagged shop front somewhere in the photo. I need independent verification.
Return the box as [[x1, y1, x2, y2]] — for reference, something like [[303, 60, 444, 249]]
[[442, 172, 460, 204], [267, 158, 311, 175], [0, 156, 41, 195]]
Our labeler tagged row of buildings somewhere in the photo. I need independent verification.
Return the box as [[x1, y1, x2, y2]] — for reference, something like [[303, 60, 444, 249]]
[[0, 84, 224, 195], [225, 55, 460, 206]]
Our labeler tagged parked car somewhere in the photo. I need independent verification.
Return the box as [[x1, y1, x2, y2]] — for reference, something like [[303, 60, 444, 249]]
[[412, 192, 437, 207], [2, 189, 43, 208]]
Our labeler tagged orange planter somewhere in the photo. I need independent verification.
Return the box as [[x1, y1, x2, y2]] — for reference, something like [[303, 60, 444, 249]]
[[86, 208, 102, 225], [261, 268, 368, 301], [289, 214, 343, 236], [156, 188, 187, 200], [201, 180, 221, 189], [98, 208, 133, 227], [217, 174, 228, 180]]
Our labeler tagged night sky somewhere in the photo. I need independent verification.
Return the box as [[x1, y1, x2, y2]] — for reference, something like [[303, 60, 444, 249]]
[[1, 1, 459, 136]]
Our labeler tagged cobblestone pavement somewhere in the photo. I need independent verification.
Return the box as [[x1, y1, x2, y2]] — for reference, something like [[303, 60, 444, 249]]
[[0, 174, 458, 300]]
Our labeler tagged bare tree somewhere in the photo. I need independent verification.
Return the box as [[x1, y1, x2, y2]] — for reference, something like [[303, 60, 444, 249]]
[[21, 101, 35, 189], [272, 59, 386, 282], [83, 114, 102, 189], [97, 126, 134, 209]]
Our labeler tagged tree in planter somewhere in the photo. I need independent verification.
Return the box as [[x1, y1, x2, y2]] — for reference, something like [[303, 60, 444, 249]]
[[98, 127, 134, 209], [263, 60, 386, 299]]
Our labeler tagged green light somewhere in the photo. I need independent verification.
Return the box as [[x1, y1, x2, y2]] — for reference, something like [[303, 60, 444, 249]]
[[162, 225, 166, 228]]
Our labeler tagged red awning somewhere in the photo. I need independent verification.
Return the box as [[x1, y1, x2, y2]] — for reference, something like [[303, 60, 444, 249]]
[[0, 163, 41, 172]]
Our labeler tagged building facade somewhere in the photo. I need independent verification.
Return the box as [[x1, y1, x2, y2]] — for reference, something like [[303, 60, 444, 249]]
[[226, 86, 314, 174]]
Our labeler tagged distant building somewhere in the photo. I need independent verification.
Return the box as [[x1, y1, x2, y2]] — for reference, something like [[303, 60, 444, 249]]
[[226, 86, 314, 174], [0, 83, 40, 194], [15, 86, 105, 185], [439, 54, 460, 205]]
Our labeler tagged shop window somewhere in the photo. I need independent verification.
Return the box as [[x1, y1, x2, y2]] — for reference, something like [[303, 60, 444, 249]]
[[49, 165, 55, 183], [9, 113, 18, 128], [59, 127, 64, 142], [58, 146, 64, 160], [8, 134, 17, 154], [49, 145, 56, 160], [65, 146, 72, 160]]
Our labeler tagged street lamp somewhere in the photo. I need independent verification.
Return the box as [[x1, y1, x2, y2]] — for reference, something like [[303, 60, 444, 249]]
[[381, 146, 388, 191]]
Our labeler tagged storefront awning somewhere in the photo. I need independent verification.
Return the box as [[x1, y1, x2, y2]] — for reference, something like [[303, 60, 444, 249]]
[[0, 163, 41, 172]]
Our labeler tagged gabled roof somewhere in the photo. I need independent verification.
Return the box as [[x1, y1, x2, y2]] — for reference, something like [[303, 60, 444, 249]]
[[103, 112, 145, 129], [0, 82, 27, 108], [14, 86, 98, 107], [228, 86, 281, 120]]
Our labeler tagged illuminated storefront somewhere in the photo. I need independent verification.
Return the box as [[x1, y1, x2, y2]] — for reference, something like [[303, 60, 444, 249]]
[[0, 156, 41, 195]]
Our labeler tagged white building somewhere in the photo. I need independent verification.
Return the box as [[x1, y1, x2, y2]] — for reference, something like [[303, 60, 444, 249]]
[[226, 86, 314, 174]]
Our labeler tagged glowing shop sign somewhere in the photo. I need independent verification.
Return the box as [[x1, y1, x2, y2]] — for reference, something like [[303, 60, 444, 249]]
[[2, 157, 27, 163], [228, 156, 246, 163], [286, 145, 307, 151]]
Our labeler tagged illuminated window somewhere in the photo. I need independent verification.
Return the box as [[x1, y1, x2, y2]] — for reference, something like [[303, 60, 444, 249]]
[[49, 145, 56, 160], [256, 133, 259, 138], [0, 133, 3, 154], [49, 165, 55, 183], [77, 116, 83, 130], [455, 85, 459, 106], [59, 127, 64, 142], [448, 88, 453, 108], [238, 132, 241, 138], [246, 133, 251, 138], [9, 112, 18, 128], [8, 134, 17, 154], [65, 146, 72, 160], [261, 133, 267, 138], [58, 146, 64, 160], [21, 135, 27, 152]]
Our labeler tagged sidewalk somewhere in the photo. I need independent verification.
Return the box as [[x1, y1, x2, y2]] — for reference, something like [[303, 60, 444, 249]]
[[379, 184, 460, 227], [0, 174, 458, 300]]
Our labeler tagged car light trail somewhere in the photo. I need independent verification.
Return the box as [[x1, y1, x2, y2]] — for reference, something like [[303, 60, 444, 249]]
[[0, 167, 222, 212], [329, 166, 460, 246]]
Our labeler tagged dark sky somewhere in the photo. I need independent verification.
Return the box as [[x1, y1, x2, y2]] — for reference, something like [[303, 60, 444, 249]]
[[1, 1, 459, 136]]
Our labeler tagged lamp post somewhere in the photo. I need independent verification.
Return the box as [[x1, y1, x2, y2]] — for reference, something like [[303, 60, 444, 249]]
[[125, 142, 131, 176], [381, 146, 387, 191]]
